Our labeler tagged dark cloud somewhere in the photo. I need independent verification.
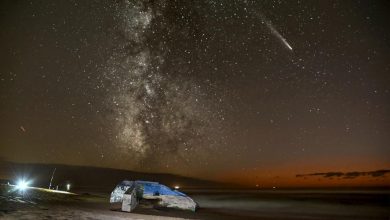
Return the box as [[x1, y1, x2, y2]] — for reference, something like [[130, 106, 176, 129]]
[[296, 170, 390, 179]]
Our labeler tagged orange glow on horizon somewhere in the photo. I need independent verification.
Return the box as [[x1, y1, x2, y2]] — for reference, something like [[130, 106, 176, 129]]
[[219, 171, 390, 188], [217, 159, 390, 188]]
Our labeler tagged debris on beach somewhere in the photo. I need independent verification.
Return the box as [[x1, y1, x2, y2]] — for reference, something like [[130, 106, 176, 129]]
[[110, 180, 197, 212]]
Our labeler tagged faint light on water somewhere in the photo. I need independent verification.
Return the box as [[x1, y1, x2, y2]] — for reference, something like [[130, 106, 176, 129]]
[[66, 183, 71, 191]]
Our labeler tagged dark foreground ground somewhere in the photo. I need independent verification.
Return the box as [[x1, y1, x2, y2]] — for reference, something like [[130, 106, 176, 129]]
[[0, 185, 389, 220]]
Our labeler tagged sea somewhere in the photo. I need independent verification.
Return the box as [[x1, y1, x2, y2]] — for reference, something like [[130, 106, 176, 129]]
[[185, 189, 390, 219]]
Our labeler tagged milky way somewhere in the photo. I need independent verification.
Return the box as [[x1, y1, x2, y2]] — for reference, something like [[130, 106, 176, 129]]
[[100, 1, 222, 169]]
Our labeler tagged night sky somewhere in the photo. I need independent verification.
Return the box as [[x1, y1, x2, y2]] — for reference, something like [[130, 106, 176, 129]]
[[1, 0, 389, 187]]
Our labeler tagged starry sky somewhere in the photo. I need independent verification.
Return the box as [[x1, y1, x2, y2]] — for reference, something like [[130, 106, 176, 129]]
[[0, 0, 389, 187]]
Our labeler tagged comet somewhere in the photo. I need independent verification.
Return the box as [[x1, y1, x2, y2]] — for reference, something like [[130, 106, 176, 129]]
[[263, 18, 293, 51], [253, 11, 293, 51]]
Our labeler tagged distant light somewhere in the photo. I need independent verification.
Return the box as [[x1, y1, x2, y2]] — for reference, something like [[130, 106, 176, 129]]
[[174, 185, 180, 190], [272, 186, 276, 189], [16, 179, 30, 191], [66, 183, 71, 191]]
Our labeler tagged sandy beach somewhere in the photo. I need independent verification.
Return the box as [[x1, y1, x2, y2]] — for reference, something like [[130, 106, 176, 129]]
[[1, 184, 389, 220]]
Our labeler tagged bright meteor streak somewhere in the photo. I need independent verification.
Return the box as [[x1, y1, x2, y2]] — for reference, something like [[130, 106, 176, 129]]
[[253, 11, 293, 51], [281, 37, 293, 51], [263, 18, 293, 51]]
